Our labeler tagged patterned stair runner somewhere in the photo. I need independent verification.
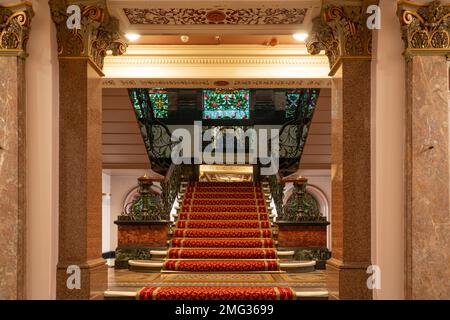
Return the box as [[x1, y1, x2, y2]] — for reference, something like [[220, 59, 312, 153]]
[[137, 286, 295, 300], [164, 181, 280, 272]]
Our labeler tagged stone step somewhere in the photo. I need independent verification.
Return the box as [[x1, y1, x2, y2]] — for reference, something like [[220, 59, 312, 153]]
[[149, 249, 295, 260], [103, 289, 328, 300], [128, 259, 315, 273]]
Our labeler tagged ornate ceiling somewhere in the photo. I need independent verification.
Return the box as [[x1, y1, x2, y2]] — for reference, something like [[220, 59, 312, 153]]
[[122, 7, 308, 25], [107, 0, 321, 35]]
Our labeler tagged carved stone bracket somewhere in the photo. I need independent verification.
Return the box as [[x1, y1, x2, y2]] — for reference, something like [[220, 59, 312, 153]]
[[0, 2, 34, 57], [49, 0, 127, 74], [306, 0, 376, 75], [398, 0, 450, 56]]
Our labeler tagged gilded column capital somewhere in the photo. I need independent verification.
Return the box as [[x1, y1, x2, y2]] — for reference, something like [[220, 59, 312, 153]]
[[398, 0, 450, 56], [0, 2, 34, 57], [306, 1, 376, 75], [49, 0, 127, 75]]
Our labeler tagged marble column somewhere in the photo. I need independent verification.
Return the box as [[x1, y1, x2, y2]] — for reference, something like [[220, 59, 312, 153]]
[[0, 3, 33, 300], [307, 1, 374, 299], [398, 1, 450, 300], [326, 60, 372, 300], [55, 59, 106, 299], [49, 0, 126, 299]]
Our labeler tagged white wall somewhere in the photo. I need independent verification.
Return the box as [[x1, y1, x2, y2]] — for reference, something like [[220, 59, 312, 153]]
[[102, 173, 111, 253], [26, 0, 59, 299], [371, 0, 405, 299]]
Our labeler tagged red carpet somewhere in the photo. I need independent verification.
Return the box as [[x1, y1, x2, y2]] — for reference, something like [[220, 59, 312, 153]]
[[173, 229, 272, 238], [164, 181, 278, 272], [170, 238, 274, 248], [164, 260, 280, 272], [176, 220, 271, 228], [138, 286, 295, 300], [178, 213, 269, 221], [167, 248, 277, 259]]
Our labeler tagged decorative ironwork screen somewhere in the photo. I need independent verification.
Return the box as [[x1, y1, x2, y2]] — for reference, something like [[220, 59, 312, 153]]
[[128, 88, 181, 171], [277, 88, 320, 171]]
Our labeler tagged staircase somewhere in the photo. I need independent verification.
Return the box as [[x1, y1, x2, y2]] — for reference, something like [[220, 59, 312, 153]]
[[128, 181, 315, 272], [105, 181, 326, 300]]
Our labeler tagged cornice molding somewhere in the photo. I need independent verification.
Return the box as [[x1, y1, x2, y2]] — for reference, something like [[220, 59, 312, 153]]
[[102, 43, 330, 80], [0, 2, 33, 57], [123, 44, 313, 56], [49, 0, 127, 74], [398, 0, 450, 56], [104, 56, 329, 66], [306, 0, 376, 75]]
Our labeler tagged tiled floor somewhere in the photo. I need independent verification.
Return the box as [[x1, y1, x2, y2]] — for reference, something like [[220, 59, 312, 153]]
[[107, 268, 327, 293]]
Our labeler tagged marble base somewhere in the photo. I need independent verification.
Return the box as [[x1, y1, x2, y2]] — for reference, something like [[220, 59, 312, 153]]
[[326, 258, 371, 300], [277, 222, 328, 248], [56, 258, 107, 300]]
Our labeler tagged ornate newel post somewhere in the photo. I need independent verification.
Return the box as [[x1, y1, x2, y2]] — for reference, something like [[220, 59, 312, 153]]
[[115, 171, 172, 269], [49, 0, 127, 299], [0, 2, 33, 300], [275, 173, 330, 269], [397, 0, 450, 299], [293, 176, 307, 218], [306, 0, 376, 299]]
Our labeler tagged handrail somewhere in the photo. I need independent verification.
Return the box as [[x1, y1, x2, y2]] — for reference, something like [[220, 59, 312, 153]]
[[161, 163, 182, 219], [268, 172, 284, 217]]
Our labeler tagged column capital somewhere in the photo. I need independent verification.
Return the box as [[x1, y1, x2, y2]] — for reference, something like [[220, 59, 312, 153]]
[[0, 2, 34, 57], [306, 0, 376, 76], [398, 0, 450, 56], [49, 0, 127, 75]]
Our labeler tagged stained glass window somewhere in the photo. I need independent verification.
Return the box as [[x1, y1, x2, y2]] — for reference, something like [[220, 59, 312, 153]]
[[285, 92, 300, 119], [203, 89, 250, 120], [285, 89, 320, 119], [128, 89, 169, 119], [148, 89, 169, 119]]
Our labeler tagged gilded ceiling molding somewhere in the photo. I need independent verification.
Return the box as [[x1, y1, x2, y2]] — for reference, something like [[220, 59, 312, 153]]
[[398, 0, 450, 56], [0, 2, 34, 57], [49, 0, 127, 75], [306, 1, 376, 76]]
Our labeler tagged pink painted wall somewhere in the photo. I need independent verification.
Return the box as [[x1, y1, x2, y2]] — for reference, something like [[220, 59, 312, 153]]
[[25, 0, 59, 299], [371, 0, 405, 299]]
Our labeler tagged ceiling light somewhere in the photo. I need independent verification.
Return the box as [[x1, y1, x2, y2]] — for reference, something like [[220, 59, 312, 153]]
[[125, 33, 141, 41], [293, 33, 308, 42], [180, 35, 189, 43]]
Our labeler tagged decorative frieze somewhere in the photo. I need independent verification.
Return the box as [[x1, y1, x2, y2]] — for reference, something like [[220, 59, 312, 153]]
[[0, 3, 33, 57], [123, 7, 308, 25], [49, 0, 127, 72], [306, 1, 375, 74], [102, 78, 332, 89], [398, 0, 450, 55]]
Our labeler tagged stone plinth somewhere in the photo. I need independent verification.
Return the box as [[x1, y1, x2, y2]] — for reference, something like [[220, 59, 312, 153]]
[[277, 221, 328, 248], [114, 220, 170, 269]]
